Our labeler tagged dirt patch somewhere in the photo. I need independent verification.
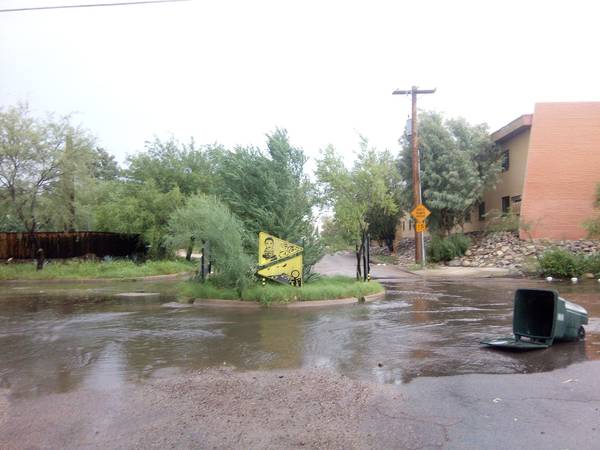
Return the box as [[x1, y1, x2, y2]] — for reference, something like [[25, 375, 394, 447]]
[[0, 368, 426, 449]]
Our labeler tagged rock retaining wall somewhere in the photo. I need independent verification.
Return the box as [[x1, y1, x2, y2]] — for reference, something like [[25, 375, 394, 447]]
[[394, 232, 600, 272]]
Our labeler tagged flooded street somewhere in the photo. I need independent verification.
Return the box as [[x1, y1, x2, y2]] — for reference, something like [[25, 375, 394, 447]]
[[2, 262, 600, 449], [2, 275, 600, 399]]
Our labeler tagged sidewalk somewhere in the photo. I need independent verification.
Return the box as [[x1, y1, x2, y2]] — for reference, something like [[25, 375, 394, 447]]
[[405, 265, 517, 280]]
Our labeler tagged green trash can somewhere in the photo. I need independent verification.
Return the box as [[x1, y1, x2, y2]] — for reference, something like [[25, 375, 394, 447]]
[[481, 288, 588, 350]]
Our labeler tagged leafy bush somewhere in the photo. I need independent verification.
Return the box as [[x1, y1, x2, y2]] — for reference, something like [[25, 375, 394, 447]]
[[484, 210, 519, 233], [447, 233, 471, 254], [586, 253, 600, 276], [427, 234, 471, 263], [167, 194, 253, 290], [538, 249, 588, 278]]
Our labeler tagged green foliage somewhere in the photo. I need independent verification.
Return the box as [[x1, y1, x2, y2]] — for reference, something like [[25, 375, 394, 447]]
[[320, 216, 353, 252], [167, 194, 253, 290], [583, 183, 600, 238], [180, 275, 384, 305], [366, 205, 402, 252], [426, 234, 471, 263], [484, 210, 519, 233], [93, 180, 184, 258], [126, 137, 219, 195], [213, 128, 323, 278], [399, 112, 499, 235], [587, 253, 600, 276], [0, 103, 96, 234], [90, 147, 120, 181], [316, 138, 400, 245], [0, 259, 195, 280], [538, 249, 589, 278]]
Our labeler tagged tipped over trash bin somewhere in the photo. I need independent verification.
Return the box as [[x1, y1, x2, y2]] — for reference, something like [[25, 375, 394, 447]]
[[481, 288, 588, 350]]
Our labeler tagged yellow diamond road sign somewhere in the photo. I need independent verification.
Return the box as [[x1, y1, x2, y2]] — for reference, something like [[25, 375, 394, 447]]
[[411, 204, 431, 222]]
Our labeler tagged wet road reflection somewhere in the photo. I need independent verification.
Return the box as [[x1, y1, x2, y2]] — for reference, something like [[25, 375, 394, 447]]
[[1, 278, 599, 398]]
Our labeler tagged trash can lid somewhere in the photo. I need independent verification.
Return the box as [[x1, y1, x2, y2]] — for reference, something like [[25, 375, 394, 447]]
[[481, 337, 550, 350]]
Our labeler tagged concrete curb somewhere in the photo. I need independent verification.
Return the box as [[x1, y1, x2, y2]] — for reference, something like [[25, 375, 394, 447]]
[[399, 265, 519, 280], [0, 271, 194, 285], [192, 290, 386, 309]]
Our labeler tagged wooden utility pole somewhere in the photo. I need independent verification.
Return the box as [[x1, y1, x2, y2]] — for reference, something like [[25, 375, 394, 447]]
[[392, 86, 435, 265]]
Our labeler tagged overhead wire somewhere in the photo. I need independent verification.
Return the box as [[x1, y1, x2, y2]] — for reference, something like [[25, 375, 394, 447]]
[[0, 0, 190, 13]]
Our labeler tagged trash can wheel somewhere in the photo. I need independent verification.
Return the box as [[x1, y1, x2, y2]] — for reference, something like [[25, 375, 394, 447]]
[[577, 326, 586, 341]]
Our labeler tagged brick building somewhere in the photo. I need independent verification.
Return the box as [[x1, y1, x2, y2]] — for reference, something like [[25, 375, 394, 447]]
[[396, 102, 600, 241]]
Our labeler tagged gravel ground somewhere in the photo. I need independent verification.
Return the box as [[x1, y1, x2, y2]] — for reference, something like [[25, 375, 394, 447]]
[[3, 362, 600, 449], [0, 368, 414, 450]]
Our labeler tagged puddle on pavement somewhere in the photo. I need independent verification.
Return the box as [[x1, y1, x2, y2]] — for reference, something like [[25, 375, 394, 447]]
[[1, 278, 599, 398]]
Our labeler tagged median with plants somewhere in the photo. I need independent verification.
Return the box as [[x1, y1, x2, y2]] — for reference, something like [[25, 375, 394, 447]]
[[179, 275, 384, 306]]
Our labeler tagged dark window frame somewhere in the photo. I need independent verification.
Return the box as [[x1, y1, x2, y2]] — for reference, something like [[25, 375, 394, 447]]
[[502, 196, 511, 214], [478, 202, 486, 221], [501, 149, 510, 172]]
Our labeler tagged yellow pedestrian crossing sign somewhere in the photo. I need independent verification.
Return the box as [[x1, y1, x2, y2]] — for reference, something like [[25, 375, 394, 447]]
[[258, 232, 303, 286], [411, 204, 431, 222]]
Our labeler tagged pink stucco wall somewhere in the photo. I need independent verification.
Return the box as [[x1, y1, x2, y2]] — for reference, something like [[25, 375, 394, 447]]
[[520, 102, 600, 240]]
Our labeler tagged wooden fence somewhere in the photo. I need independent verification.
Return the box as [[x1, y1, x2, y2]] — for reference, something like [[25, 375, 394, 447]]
[[0, 232, 145, 260]]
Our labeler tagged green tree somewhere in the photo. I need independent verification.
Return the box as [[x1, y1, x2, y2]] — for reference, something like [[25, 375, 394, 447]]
[[126, 137, 218, 195], [167, 194, 252, 290], [93, 180, 184, 258], [0, 103, 95, 237], [91, 147, 120, 181], [316, 138, 400, 248], [399, 112, 499, 235], [214, 128, 323, 278]]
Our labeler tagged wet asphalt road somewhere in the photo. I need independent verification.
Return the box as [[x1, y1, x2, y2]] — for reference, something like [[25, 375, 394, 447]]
[[1, 254, 600, 448]]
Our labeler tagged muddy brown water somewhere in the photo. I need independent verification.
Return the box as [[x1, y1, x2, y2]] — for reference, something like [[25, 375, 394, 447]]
[[1, 278, 599, 399]]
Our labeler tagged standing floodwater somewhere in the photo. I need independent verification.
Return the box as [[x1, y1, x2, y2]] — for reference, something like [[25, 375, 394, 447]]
[[1, 278, 599, 399]]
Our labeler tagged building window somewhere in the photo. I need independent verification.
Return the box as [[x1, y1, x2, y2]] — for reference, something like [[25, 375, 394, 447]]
[[478, 202, 486, 221], [502, 196, 511, 214], [402, 221, 406, 231], [409, 220, 412, 231], [464, 209, 471, 223], [502, 149, 510, 172]]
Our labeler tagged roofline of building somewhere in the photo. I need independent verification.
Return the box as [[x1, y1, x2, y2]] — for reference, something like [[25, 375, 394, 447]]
[[491, 114, 533, 143]]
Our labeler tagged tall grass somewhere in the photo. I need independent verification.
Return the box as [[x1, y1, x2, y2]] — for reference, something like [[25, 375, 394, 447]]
[[180, 275, 384, 305], [0, 259, 196, 280]]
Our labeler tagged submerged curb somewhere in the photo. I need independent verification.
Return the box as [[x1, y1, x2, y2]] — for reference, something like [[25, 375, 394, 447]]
[[0, 271, 194, 284], [192, 290, 386, 309]]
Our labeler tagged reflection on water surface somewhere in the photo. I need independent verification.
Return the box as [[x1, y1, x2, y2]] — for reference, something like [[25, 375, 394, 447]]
[[1, 278, 599, 397]]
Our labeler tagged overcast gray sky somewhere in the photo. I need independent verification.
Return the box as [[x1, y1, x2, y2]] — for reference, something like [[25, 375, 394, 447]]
[[1, 0, 599, 164]]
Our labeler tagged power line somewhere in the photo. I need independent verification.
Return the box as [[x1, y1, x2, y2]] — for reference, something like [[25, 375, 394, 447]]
[[0, 0, 190, 13]]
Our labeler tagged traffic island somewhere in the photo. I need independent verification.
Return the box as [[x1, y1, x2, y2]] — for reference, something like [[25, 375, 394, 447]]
[[179, 275, 385, 307]]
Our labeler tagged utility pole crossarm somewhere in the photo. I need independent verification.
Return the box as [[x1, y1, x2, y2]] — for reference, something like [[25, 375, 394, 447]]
[[392, 88, 436, 95]]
